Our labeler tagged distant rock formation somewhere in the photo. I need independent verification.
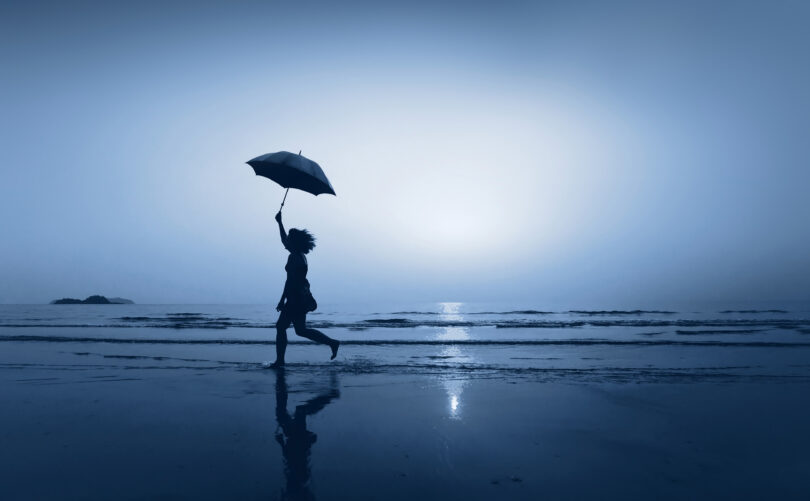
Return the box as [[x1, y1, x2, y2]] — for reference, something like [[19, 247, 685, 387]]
[[51, 298, 84, 304], [108, 297, 135, 304], [51, 295, 134, 305]]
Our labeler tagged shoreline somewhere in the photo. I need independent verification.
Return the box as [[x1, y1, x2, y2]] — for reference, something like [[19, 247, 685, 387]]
[[2, 338, 810, 499]]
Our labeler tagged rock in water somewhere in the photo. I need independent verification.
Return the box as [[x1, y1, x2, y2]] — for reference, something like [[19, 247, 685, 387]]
[[82, 295, 111, 304], [51, 298, 83, 304], [51, 295, 132, 305], [108, 297, 135, 304]]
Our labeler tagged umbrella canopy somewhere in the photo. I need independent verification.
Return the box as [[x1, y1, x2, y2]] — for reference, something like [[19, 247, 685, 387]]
[[247, 151, 336, 197]]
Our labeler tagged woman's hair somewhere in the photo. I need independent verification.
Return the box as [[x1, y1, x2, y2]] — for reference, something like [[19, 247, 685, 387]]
[[286, 228, 316, 254]]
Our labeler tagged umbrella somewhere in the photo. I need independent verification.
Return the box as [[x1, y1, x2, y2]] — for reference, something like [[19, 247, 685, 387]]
[[247, 150, 336, 211]]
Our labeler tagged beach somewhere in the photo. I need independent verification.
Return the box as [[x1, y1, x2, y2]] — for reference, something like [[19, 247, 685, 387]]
[[2, 304, 810, 499]]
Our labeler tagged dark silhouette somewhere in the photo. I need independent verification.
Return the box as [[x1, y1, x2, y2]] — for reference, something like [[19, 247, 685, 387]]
[[52, 297, 94, 304], [51, 295, 134, 304], [247, 151, 336, 198], [271, 211, 339, 367], [274, 368, 340, 500]]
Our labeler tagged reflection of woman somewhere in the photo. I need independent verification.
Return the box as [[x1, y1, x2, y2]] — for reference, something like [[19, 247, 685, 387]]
[[275, 368, 340, 500], [271, 211, 339, 367]]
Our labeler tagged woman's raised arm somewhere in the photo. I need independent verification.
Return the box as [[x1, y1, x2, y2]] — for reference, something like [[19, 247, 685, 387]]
[[275, 211, 288, 248]]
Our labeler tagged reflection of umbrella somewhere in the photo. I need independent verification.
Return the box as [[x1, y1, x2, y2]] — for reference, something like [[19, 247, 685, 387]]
[[247, 150, 336, 211]]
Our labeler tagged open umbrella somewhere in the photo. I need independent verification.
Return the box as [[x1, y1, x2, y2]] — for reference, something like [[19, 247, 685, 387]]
[[247, 150, 336, 211]]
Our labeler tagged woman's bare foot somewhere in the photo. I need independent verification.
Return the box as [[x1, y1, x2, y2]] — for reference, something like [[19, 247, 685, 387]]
[[330, 341, 340, 360], [269, 360, 285, 368]]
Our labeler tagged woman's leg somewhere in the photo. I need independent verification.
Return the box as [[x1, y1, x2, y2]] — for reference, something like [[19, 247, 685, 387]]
[[274, 310, 291, 365], [293, 313, 340, 359]]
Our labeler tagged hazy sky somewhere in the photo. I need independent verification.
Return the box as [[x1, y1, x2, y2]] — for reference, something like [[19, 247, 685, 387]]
[[2, 0, 809, 306]]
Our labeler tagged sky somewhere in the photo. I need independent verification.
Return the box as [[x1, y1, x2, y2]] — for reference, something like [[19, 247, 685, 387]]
[[1, 0, 809, 307]]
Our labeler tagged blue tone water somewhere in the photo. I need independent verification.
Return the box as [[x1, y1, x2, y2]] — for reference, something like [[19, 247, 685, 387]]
[[2, 303, 810, 383], [3, 302, 810, 500]]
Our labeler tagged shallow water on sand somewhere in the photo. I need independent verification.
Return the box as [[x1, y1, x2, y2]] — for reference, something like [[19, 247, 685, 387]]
[[2, 303, 810, 499]]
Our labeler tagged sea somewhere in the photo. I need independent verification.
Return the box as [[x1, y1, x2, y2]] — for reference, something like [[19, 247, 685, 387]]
[[2, 302, 810, 384]]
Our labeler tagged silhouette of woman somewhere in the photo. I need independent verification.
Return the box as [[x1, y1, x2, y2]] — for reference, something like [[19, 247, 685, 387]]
[[271, 211, 339, 367]]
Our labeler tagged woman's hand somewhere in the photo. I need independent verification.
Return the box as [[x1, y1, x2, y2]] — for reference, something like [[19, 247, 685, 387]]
[[276, 212, 287, 246], [276, 300, 285, 312]]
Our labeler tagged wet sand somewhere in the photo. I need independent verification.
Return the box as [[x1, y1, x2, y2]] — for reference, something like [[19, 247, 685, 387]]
[[2, 343, 810, 500]]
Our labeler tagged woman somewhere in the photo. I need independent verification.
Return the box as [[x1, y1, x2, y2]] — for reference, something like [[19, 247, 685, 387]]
[[271, 211, 339, 367]]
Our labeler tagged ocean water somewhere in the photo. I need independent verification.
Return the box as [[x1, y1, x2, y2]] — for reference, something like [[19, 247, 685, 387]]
[[2, 302, 810, 384], [4, 303, 810, 500]]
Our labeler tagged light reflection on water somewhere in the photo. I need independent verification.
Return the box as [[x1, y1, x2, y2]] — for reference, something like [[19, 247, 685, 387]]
[[443, 378, 466, 419], [435, 326, 469, 341], [438, 302, 463, 321], [437, 302, 471, 420]]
